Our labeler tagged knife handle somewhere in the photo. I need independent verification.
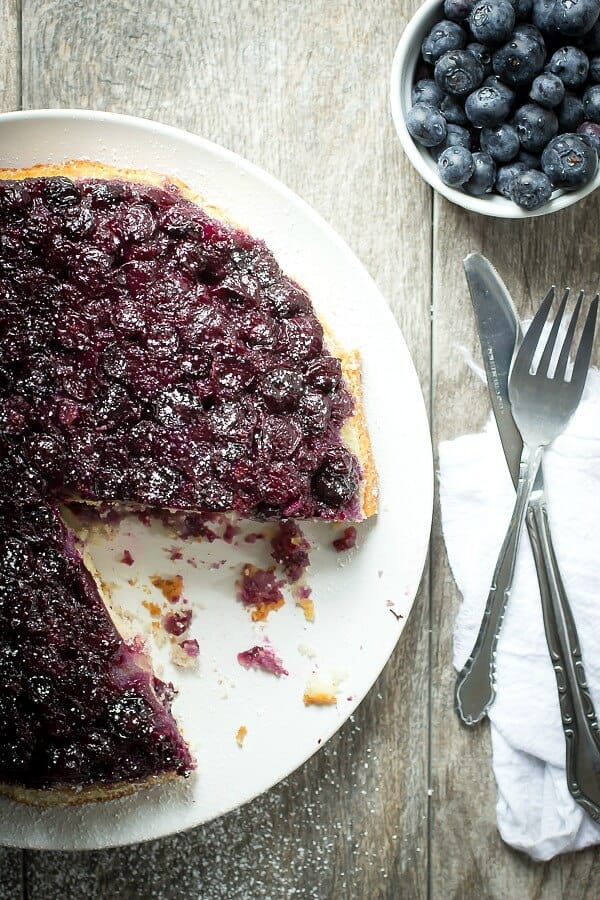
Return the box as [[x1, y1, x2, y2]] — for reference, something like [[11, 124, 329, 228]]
[[455, 446, 542, 725], [527, 499, 600, 823]]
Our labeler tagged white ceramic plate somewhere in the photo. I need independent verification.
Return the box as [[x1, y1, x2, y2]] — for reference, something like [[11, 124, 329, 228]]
[[0, 110, 433, 850]]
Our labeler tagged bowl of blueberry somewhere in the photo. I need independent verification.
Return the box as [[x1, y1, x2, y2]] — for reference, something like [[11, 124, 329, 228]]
[[391, 0, 600, 217]]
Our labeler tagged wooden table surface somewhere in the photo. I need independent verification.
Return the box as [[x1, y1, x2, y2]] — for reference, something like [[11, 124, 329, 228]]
[[1, 0, 600, 897]]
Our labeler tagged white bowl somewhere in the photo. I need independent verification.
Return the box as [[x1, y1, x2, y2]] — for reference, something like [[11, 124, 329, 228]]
[[390, 0, 600, 218]]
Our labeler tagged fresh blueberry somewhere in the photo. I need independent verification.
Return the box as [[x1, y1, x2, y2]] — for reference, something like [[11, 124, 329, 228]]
[[444, 0, 477, 21], [585, 20, 600, 53], [469, 1, 516, 45], [465, 84, 513, 126], [513, 103, 559, 152], [590, 56, 600, 82], [512, 22, 546, 50], [541, 132, 599, 188], [412, 79, 445, 108], [437, 146, 476, 185], [493, 33, 546, 86], [466, 42, 493, 78], [532, 0, 555, 33], [430, 123, 472, 160], [434, 50, 485, 96], [578, 120, 600, 152], [510, 169, 553, 208], [440, 94, 469, 124], [517, 149, 542, 168], [421, 20, 468, 64], [406, 105, 448, 147], [529, 73, 565, 108], [483, 75, 516, 105], [495, 161, 528, 196], [534, 0, 600, 37], [464, 151, 497, 194], [512, 0, 534, 20], [557, 93, 585, 130], [546, 46, 590, 89], [481, 123, 520, 161], [583, 84, 600, 122]]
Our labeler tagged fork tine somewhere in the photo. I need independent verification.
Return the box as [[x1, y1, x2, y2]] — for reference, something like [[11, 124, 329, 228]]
[[538, 288, 570, 377], [512, 286, 555, 375], [554, 290, 584, 381], [569, 295, 599, 396]]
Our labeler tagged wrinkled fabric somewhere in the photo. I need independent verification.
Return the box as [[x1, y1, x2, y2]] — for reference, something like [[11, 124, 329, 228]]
[[440, 369, 600, 861]]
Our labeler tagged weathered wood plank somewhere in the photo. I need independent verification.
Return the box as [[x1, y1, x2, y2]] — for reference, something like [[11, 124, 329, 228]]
[[21, 0, 432, 897], [0, 0, 20, 113], [0, 0, 25, 894], [430, 191, 600, 900]]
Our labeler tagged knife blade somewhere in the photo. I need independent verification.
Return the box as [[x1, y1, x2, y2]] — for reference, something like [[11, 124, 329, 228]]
[[463, 253, 523, 487]]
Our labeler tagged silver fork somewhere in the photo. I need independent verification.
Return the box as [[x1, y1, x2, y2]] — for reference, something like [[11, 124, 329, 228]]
[[456, 287, 599, 727]]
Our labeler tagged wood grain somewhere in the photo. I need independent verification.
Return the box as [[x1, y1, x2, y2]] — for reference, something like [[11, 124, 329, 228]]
[[430, 191, 600, 900], [20, 1, 432, 898]]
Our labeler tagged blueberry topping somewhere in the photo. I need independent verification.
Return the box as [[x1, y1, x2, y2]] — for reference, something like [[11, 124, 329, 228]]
[[510, 168, 553, 208], [481, 123, 521, 161], [546, 46, 590, 88], [421, 20, 468, 64], [464, 151, 497, 193], [513, 102, 558, 152], [529, 73, 565, 108], [469, 1, 516, 44], [437, 145, 476, 185], [590, 56, 600, 82], [434, 49, 485, 96], [541, 132, 599, 187]]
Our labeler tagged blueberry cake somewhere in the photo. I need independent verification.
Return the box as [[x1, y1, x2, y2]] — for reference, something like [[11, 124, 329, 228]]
[[0, 160, 377, 805]]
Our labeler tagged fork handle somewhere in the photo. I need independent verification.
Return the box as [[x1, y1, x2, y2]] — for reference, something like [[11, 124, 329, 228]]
[[455, 445, 543, 725], [528, 498, 600, 822]]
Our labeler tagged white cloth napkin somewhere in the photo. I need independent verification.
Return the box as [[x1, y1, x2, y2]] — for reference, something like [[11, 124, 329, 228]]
[[439, 366, 600, 862]]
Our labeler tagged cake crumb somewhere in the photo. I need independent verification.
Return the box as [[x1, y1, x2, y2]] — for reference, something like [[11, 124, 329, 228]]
[[150, 573, 183, 603], [296, 596, 315, 622], [304, 691, 337, 706], [235, 725, 248, 747], [121, 549, 135, 566], [332, 526, 357, 552], [237, 644, 288, 677], [237, 564, 285, 621], [142, 599, 162, 618]]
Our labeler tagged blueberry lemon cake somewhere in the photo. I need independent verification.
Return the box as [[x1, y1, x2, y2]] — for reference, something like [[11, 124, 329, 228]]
[[0, 160, 377, 806]]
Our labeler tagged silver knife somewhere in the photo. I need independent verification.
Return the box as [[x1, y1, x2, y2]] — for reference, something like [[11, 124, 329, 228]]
[[456, 252, 600, 823]]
